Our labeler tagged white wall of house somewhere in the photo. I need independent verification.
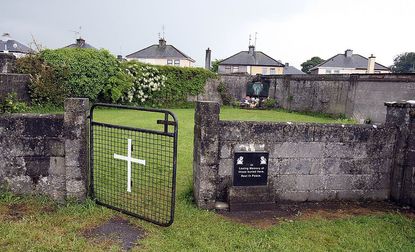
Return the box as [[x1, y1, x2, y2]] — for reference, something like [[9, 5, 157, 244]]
[[314, 67, 390, 74], [127, 57, 194, 67]]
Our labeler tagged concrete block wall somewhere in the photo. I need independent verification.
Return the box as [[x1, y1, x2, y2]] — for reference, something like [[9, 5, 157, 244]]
[[197, 74, 415, 123], [193, 101, 415, 210], [0, 98, 89, 202], [0, 73, 31, 103]]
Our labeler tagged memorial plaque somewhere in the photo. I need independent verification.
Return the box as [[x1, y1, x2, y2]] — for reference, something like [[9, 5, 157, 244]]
[[233, 152, 268, 186]]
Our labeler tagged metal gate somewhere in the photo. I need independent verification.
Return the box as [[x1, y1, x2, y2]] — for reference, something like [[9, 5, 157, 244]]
[[89, 103, 178, 226]]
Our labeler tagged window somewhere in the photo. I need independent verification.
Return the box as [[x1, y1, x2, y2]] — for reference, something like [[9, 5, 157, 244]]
[[232, 66, 239, 73], [167, 59, 173, 65], [270, 68, 276, 75], [325, 69, 332, 74], [225, 66, 231, 73], [334, 70, 340, 74], [174, 60, 180, 66], [262, 67, 267, 75]]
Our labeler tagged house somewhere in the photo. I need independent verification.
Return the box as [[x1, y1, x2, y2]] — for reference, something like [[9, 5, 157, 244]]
[[0, 37, 33, 57], [218, 45, 285, 75], [126, 38, 195, 67], [283, 63, 305, 75], [64, 37, 96, 49], [310, 49, 390, 74]]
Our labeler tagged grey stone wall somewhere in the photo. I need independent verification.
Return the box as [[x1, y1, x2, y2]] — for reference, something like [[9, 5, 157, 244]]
[[198, 74, 415, 123], [0, 73, 31, 103], [0, 98, 89, 202], [386, 101, 415, 207], [193, 101, 401, 210], [0, 53, 16, 73]]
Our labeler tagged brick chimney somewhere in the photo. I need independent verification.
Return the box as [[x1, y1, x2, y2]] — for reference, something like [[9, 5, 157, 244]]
[[76, 38, 86, 47], [248, 45, 255, 55], [345, 49, 353, 58], [367, 54, 376, 74], [159, 38, 166, 47], [205, 48, 211, 70]]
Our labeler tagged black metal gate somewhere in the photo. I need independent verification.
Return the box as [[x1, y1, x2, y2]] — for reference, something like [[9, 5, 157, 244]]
[[89, 104, 178, 226]]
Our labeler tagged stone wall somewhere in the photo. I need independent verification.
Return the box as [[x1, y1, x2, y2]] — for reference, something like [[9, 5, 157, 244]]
[[0, 53, 16, 73], [198, 74, 415, 123], [0, 98, 89, 202], [0, 73, 31, 103], [193, 101, 415, 210]]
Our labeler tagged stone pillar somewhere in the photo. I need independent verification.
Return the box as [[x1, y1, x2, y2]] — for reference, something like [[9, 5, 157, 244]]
[[193, 101, 220, 209], [0, 53, 16, 73], [385, 100, 415, 207], [64, 98, 89, 201]]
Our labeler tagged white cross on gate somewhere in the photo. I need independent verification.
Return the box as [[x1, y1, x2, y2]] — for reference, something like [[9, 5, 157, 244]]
[[114, 139, 146, 192]]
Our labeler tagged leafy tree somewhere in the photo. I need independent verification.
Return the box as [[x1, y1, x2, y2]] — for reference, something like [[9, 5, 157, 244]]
[[392, 52, 415, 73], [301, 56, 325, 74], [211, 59, 221, 73]]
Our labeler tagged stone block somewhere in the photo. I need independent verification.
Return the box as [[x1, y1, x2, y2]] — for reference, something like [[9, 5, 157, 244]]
[[24, 156, 50, 184], [228, 186, 272, 203], [218, 159, 232, 177], [49, 157, 65, 176], [271, 142, 325, 158], [275, 191, 309, 202], [324, 142, 367, 158]]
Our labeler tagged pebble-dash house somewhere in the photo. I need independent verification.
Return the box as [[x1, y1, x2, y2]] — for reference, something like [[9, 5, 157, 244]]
[[218, 45, 285, 75], [126, 38, 195, 67]]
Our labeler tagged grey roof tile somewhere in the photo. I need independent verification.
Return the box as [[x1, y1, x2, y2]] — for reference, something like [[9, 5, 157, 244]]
[[126, 43, 195, 62], [64, 38, 96, 49], [0, 39, 33, 54], [310, 53, 389, 71], [283, 65, 305, 74], [219, 50, 284, 67]]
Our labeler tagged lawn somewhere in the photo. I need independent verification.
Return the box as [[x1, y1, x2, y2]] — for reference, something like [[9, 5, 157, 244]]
[[1, 107, 414, 251]]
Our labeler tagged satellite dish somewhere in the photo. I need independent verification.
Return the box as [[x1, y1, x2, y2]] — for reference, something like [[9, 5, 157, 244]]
[[13, 43, 18, 49]]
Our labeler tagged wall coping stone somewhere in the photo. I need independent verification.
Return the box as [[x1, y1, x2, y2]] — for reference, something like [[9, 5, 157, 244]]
[[385, 100, 415, 108]]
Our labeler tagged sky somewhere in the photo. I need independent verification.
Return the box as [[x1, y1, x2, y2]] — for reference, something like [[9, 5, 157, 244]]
[[1, 0, 414, 69]]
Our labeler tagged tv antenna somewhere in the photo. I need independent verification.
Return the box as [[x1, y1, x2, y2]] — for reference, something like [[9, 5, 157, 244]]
[[70, 26, 82, 39], [254, 32, 258, 47], [249, 34, 252, 46], [161, 25, 165, 39]]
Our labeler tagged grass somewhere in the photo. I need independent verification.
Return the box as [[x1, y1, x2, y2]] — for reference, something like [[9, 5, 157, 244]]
[[0, 107, 413, 251]]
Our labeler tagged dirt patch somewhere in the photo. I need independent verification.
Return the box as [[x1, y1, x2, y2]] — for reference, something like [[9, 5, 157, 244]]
[[84, 216, 145, 251], [219, 201, 415, 228], [4, 202, 57, 221]]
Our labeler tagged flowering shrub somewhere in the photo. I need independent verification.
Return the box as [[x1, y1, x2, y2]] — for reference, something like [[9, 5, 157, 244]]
[[123, 62, 166, 103]]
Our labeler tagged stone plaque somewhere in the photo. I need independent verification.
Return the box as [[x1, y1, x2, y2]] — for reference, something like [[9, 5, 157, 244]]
[[233, 152, 268, 186]]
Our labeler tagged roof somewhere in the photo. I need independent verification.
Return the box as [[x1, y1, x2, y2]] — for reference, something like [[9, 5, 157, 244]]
[[283, 65, 305, 75], [219, 49, 284, 67], [64, 38, 96, 49], [126, 43, 195, 62], [310, 52, 389, 71], [0, 39, 33, 54]]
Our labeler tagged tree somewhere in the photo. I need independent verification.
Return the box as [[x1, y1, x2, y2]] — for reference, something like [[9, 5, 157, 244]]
[[301, 56, 325, 74], [392, 52, 415, 73], [211, 59, 221, 73]]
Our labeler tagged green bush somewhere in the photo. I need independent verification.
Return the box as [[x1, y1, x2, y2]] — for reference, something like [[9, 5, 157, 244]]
[[16, 48, 131, 105], [263, 98, 277, 109], [0, 93, 28, 113], [121, 61, 217, 107]]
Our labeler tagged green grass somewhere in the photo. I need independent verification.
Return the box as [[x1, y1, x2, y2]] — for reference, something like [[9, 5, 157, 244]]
[[0, 108, 413, 251]]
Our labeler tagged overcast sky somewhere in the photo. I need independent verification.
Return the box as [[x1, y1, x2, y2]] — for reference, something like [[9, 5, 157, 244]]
[[1, 0, 414, 68]]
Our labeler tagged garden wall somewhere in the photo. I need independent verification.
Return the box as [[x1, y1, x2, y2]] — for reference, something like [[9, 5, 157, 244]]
[[0, 98, 89, 202], [193, 101, 415, 210], [202, 74, 415, 123]]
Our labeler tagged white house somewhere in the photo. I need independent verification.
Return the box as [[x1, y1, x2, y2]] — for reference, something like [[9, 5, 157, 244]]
[[126, 38, 195, 67], [310, 49, 391, 74]]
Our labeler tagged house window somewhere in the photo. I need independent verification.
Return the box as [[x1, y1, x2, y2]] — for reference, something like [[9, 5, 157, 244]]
[[270, 68, 276, 75], [232, 66, 239, 73], [325, 69, 331, 74], [334, 70, 340, 74], [167, 59, 173, 65], [174, 60, 180, 66], [225, 66, 231, 73], [262, 67, 267, 75]]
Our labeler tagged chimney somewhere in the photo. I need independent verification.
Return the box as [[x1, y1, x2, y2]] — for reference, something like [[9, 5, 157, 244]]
[[205, 48, 211, 70], [117, 55, 123, 61], [345, 49, 353, 58], [159, 38, 166, 47], [367, 54, 376, 74], [285, 63, 289, 67], [76, 38, 85, 48], [248, 45, 255, 55]]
